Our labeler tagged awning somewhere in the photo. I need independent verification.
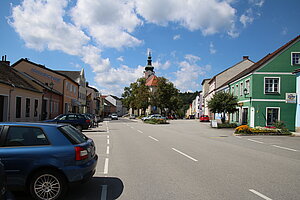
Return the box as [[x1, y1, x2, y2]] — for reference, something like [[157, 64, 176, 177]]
[[71, 99, 81, 106]]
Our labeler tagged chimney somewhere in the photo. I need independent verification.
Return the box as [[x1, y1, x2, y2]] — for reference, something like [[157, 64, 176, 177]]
[[243, 56, 249, 60], [0, 55, 10, 66]]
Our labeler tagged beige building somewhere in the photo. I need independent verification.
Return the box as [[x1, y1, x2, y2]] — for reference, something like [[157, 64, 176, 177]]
[[0, 59, 43, 122], [12, 58, 79, 114], [203, 56, 254, 120]]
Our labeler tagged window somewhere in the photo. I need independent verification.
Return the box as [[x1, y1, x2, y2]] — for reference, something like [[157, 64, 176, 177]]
[[245, 80, 250, 94], [265, 78, 279, 94], [67, 114, 77, 120], [16, 97, 21, 118], [266, 108, 279, 126], [4, 126, 49, 146], [240, 82, 244, 96], [26, 98, 30, 117], [34, 99, 38, 117], [292, 52, 300, 65], [58, 125, 87, 144]]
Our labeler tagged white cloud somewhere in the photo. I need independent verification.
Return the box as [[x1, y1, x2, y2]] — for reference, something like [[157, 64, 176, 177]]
[[9, 0, 89, 55], [184, 54, 201, 63], [153, 60, 171, 70], [209, 42, 217, 54], [172, 58, 211, 92], [117, 56, 124, 62], [173, 34, 181, 40], [248, 0, 265, 7], [94, 65, 145, 96], [134, 0, 237, 37], [71, 0, 143, 49], [240, 9, 254, 27], [281, 27, 288, 35]]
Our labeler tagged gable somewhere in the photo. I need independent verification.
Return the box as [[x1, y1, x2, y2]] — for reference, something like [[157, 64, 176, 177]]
[[257, 40, 300, 73]]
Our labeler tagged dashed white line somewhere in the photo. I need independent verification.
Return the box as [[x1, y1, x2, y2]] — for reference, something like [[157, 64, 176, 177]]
[[148, 136, 158, 141], [107, 135, 109, 139], [247, 139, 264, 144], [100, 185, 108, 200], [103, 158, 109, 174], [137, 130, 143, 133], [107, 139, 110, 145], [235, 136, 242, 139], [130, 126, 134, 129], [106, 146, 110, 154], [272, 145, 298, 152], [172, 148, 198, 162], [249, 189, 272, 200]]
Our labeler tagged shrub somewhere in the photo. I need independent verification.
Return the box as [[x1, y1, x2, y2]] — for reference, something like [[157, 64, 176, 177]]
[[217, 123, 238, 128], [272, 120, 291, 134], [144, 119, 168, 124]]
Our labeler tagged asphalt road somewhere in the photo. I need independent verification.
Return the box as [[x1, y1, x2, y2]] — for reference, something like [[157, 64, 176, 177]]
[[13, 118, 300, 200]]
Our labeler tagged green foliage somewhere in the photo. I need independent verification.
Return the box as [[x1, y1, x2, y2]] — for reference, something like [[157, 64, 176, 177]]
[[122, 78, 150, 114], [217, 123, 238, 128], [272, 121, 291, 134], [144, 118, 168, 124], [207, 92, 238, 122]]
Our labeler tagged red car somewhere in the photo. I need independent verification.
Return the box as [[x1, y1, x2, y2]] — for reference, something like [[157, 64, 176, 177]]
[[200, 115, 210, 122]]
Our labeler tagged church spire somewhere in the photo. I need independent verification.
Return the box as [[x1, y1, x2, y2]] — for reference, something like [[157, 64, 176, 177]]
[[147, 51, 152, 66], [145, 50, 154, 72]]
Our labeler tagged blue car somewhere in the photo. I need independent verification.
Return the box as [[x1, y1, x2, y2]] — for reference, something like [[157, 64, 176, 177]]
[[0, 122, 98, 200], [44, 113, 91, 131]]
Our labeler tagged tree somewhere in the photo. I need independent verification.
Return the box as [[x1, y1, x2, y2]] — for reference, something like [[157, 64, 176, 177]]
[[122, 78, 150, 115], [207, 92, 238, 123], [151, 77, 180, 115]]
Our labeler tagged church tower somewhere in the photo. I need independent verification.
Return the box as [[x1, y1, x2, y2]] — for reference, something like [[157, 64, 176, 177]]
[[144, 51, 155, 79]]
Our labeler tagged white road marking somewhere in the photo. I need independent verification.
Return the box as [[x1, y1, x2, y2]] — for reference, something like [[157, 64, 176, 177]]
[[235, 136, 242, 139], [137, 130, 143, 133], [272, 145, 298, 152], [172, 148, 198, 162], [100, 185, 108, 200], [247, 139, 264, 144], [107, 135, 109, 139], [107, 139, 110, 145], [106, 146, 110, 154], [104, 158, 109, 174], [148, 136, 158, 141], [249, 189, 272, 200], [130, 126, 134, 129]]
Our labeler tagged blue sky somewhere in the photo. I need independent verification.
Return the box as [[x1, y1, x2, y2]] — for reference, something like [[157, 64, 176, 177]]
[[0, 0, 299, 97]]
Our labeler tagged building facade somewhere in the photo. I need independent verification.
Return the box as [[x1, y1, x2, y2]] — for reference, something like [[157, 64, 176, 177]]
[[12, 59, 79, 116], [0, 59, 43, 122], [227, 35, 300, 131]]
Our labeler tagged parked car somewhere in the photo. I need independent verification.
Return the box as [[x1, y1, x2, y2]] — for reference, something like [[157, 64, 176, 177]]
[[111, 113, 118, 120], [44, 113, 91, 131], [129, 114, 136, 119], [142, 114, 166, 121], [0, 122, 98, 200], [200, 115, 210, 122]]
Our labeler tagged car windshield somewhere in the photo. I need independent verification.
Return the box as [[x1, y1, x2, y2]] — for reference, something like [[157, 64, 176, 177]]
[[58, 125, 88, 144]]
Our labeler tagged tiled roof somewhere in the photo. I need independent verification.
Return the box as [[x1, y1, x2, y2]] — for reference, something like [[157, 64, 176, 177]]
[[218, 34, 300, 89], [56, 71, 80, 83], [145, 75, 158, 86], [0, 62, 41, 93]]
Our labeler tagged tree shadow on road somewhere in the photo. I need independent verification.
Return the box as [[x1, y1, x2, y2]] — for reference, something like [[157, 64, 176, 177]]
[[12, 177, 124, 200]]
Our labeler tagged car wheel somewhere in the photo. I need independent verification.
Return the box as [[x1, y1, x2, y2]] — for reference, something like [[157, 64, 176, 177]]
[[29, 169, 68, 200], [75, 125, 83, 131]]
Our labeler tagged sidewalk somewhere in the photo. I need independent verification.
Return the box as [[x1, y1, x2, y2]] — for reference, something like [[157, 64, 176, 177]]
[[292, 132, 300, 137]]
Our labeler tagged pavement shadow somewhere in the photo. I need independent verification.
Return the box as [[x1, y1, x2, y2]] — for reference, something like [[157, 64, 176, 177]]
[[12, 177, 124, 200]]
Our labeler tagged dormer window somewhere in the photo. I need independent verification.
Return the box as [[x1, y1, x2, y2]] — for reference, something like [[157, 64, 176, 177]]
[[292, 52, 300, 65]]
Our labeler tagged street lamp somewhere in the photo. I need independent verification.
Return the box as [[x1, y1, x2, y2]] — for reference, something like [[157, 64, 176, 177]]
[[49, 81, 54, 119]]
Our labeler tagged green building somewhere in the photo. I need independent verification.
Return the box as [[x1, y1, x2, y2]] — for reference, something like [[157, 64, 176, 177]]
[[225, 35, 300, 131]]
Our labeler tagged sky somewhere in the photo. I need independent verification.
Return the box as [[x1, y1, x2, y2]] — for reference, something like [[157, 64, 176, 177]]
[[0, 0, 300, 97]]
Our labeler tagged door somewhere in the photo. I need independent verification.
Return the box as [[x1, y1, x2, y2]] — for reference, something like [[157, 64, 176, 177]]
[[242, 108, 248, 125], [41, 99, 47, 120]]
